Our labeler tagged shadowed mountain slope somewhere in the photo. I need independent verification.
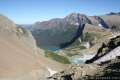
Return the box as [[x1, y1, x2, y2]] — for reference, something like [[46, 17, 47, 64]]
[[32, 13, 91, 48], [32, 13, 120, 49]]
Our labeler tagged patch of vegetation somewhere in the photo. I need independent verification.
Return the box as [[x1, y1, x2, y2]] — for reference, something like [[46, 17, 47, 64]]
[[45, 50, 70, 64], [70, 39, 81, 47], [66, 52, 79, 57], [79, 45, 86, 49], [16, 26, 29, 37], [67, 39, 86, 50], [82, 32, 96, 42]]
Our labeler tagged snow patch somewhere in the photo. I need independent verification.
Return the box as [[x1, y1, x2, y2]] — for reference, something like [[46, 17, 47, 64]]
[[98, 23, 102, 27], [46, 67, 57, 76], [83, 42, 90, 49], [82, 54, 96, 62], [75, 22, 79, 26], [94, 46, 120, 64]]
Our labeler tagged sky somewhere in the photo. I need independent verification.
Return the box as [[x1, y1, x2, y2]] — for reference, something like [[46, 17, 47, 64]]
[[0, 0, 120, 24]]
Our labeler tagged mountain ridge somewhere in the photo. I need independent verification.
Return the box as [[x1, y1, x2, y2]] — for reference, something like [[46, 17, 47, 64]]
[[31, 12, 120, 49], [0, 15, 66, 80]]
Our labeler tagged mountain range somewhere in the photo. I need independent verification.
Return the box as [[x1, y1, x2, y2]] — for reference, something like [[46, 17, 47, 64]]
[[0, 12, 120, 80], [31, 12, 120, 49]]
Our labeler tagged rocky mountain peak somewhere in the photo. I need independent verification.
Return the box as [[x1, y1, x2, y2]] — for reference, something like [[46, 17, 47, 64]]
[[65, 13, 91, 26]]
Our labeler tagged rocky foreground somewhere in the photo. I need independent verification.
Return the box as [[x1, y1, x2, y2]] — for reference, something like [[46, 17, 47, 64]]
[[49, 36, 120, 80]]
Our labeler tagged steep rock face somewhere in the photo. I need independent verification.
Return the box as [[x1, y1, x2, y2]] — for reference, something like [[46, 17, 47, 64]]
[[56, 24, 113, 59], [94, 46, 120, 64], [86, 36, 120, 64], [32, 13, 91, 48], [0, 15, 40, 77], [32, 22, 78, 47], [32, 13, 120, 49], [88, 16, 109, 29], [64, 13, 91, 26], [49, 58, 120, 80], [0, 15, 66, 80], [49, 36, 120, 80], [88, 14, 120, 30]]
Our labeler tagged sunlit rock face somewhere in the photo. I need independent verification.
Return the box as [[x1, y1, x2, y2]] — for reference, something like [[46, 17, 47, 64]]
[[0, 15, 40, 78], [31, 13, 120, 50], [86, 36, 120, 64], [31, 13, 91, 49], [0, 15, 66, 80]]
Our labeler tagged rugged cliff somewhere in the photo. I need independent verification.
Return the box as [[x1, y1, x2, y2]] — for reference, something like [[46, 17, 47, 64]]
[[0, 15, 66, 80], [49, 36, 120, 80], [32, 13, 120, 50]]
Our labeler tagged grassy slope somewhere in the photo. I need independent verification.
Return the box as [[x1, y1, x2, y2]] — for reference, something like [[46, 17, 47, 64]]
[[45, 50, 70, 64]]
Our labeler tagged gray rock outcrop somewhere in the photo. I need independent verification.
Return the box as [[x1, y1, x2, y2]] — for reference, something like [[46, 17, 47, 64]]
[[49, 36, 120, 80]]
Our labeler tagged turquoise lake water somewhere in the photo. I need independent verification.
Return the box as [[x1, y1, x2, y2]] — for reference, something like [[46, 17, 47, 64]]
[[70, 55, 85, 64], [40, 45, 85, 64]]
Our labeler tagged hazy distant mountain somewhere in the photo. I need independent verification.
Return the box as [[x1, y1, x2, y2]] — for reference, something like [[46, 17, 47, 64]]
[[101, 15, 120, 32], [106, 12, 120, 15], [18, 24, 32, 30]]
